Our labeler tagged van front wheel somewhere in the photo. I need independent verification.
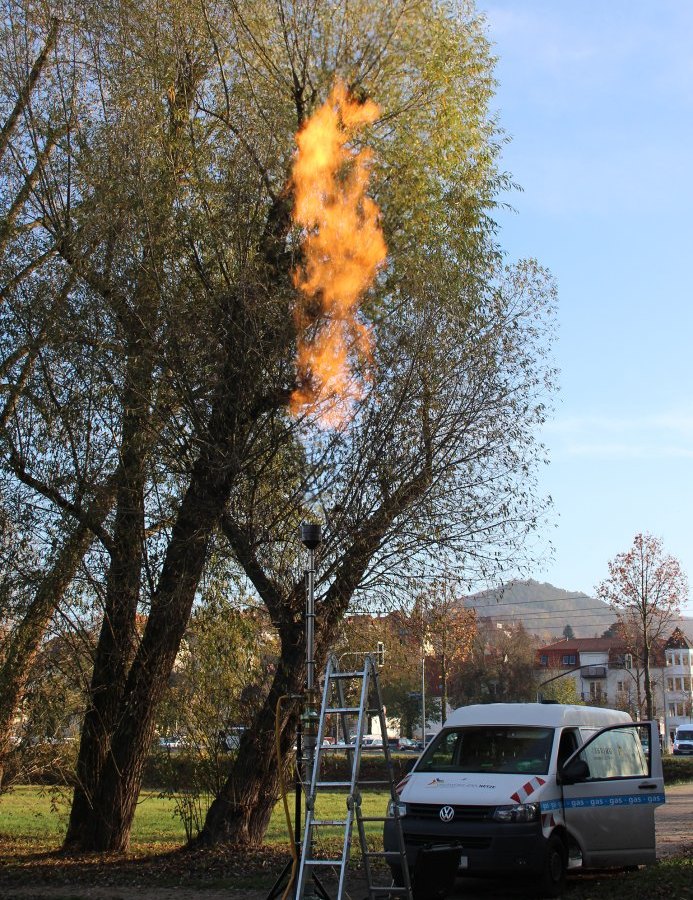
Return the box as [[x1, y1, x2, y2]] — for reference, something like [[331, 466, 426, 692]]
[[539, 834, 567, 898]]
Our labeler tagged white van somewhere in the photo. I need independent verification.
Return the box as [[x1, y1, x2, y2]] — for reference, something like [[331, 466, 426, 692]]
[[383, 703, 664, 898], [673, 724, 693, 755]]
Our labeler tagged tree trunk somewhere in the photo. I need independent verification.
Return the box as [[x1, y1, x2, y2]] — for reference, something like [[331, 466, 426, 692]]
[[64, 355, 261, 850], [66, 343, 151, 846]]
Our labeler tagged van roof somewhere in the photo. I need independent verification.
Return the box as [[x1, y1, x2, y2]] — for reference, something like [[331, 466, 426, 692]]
[[444, 702, 632, 729]]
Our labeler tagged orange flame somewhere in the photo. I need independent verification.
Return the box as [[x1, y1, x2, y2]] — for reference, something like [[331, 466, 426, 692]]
[[289, 81, 387, 428]]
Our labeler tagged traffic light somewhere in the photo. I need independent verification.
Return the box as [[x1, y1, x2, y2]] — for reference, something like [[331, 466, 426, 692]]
[[376, 641, 385, 666]]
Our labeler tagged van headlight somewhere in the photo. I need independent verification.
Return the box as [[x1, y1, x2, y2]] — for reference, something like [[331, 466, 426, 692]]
[[387, 799, 408, 818], [492, 803, 539, 823]]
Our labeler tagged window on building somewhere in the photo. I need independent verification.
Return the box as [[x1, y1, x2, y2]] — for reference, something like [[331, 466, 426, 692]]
[[668, 701, 686, 717], [540, 655, 548, 666], [684, 677, 692, 692], [667, 677, 674, 691], [562, 654, 576, 666], [590, 682, 605, 702], [617, 681, 625, 693]]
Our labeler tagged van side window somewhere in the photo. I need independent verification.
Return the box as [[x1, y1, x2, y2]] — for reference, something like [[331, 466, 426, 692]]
[[577, 725, 649, 780], [557, 728, 579, 768]]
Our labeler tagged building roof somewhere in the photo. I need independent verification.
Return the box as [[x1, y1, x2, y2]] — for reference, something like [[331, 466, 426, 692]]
[[665, 627, 692, 650], [537, 637, 624, 654]]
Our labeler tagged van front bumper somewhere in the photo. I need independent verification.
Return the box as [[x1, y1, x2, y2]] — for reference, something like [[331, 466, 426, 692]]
[[383, 816, 548, 876]]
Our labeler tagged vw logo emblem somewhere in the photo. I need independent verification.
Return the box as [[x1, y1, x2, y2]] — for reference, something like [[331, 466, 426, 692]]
[[439, 805, 455, 823]]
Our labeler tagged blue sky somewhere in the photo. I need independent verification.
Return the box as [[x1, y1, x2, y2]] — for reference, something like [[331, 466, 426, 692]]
[[477, 1, 693, 613]]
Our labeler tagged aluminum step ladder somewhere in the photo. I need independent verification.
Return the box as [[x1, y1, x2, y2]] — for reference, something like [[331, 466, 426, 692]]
[[294, 652, 413, 900]]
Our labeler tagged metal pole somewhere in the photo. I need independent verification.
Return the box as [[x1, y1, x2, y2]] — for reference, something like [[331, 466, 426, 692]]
[[299, 523, 322, 792], [421, 651, 426, 742], [306, 545, 316, 694]]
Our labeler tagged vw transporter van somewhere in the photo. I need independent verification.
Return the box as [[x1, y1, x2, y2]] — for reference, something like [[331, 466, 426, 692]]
[[383, 703, 664, 898]]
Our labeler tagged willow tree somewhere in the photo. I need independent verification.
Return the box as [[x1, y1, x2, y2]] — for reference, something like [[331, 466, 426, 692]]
[[0, 0, 556, 851]]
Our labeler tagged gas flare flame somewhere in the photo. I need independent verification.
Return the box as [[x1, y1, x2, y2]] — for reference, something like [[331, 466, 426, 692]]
[[289, 81, 387, 428]]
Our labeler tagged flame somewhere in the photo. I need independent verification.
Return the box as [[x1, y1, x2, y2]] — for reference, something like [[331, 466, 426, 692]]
[[289, 81, 387, 427]]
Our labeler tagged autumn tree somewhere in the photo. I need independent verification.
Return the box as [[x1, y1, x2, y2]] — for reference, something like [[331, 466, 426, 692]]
[[412, 581, 476, 724], [597, 533, 687, 719], [450, 620, 538, 705]]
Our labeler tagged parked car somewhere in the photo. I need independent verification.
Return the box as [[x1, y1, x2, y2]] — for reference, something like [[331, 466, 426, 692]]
[[158, 735, 183, 750], [218, 726, 247, 751], [397, 737, 418, 751]]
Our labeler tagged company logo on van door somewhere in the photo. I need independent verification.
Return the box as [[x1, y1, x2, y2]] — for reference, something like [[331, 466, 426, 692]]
[[439, 806, 455, 822]]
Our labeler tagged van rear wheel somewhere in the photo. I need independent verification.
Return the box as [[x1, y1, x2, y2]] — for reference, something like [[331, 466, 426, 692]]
[[539, 833, 567, 898]]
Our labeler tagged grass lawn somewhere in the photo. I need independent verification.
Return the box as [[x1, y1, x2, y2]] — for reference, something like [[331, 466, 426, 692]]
[[0, 785, 690, 899], [0, 784, 390, 852]]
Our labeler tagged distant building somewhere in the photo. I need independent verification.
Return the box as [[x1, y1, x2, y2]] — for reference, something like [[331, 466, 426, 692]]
[[534, 634, 676, 746], [663, 628, 693, 746]]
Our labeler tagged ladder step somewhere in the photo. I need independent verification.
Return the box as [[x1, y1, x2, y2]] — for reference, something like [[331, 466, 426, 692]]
[[329, 671, 365, 679], [305, 858, 343, 867], [316, 781, 352, 788], [326, 706, 360, 713], [312, 819, 348, 826]]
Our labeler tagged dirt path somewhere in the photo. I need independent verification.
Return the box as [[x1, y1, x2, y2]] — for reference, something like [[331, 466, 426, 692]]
[[1, 784, 691, 900]]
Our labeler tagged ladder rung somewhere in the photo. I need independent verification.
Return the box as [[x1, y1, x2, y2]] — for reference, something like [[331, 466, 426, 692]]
[[312, 819, 348, 826], [316, 781, 351, 788], [305, 858, 343, 867], [355, 779, 390, 785], [326, 706, 360, 713], [330, 671, 365, 679], [365, 850, 403, 858]]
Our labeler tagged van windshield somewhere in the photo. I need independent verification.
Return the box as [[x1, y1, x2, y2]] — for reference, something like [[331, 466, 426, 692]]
[[416, 726, 554, 776], [677, 729, 693, 741]]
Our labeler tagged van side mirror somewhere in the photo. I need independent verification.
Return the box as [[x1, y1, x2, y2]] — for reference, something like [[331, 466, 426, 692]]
[[559, 757, 590, 785]]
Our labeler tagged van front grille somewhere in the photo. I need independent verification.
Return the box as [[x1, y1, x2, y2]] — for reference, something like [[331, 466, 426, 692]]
[[406, 804, 492, 821]]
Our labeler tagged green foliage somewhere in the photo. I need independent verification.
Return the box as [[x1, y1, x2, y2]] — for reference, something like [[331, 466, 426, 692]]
[[539, 676, 582, 706], [662, 755, 693, 785], [154, 592, 278, 839]]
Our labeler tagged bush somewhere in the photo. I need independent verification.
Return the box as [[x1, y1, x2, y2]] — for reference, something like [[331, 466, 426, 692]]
[[662, 755, 693, 785]]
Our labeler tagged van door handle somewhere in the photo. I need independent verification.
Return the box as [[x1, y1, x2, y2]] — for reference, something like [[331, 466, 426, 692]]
[[638, 782, 657, 790]]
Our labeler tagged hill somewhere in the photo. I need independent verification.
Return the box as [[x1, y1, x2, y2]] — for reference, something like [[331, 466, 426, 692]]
[[462, 579, 693, 642], [463, 579, 619, 639]]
